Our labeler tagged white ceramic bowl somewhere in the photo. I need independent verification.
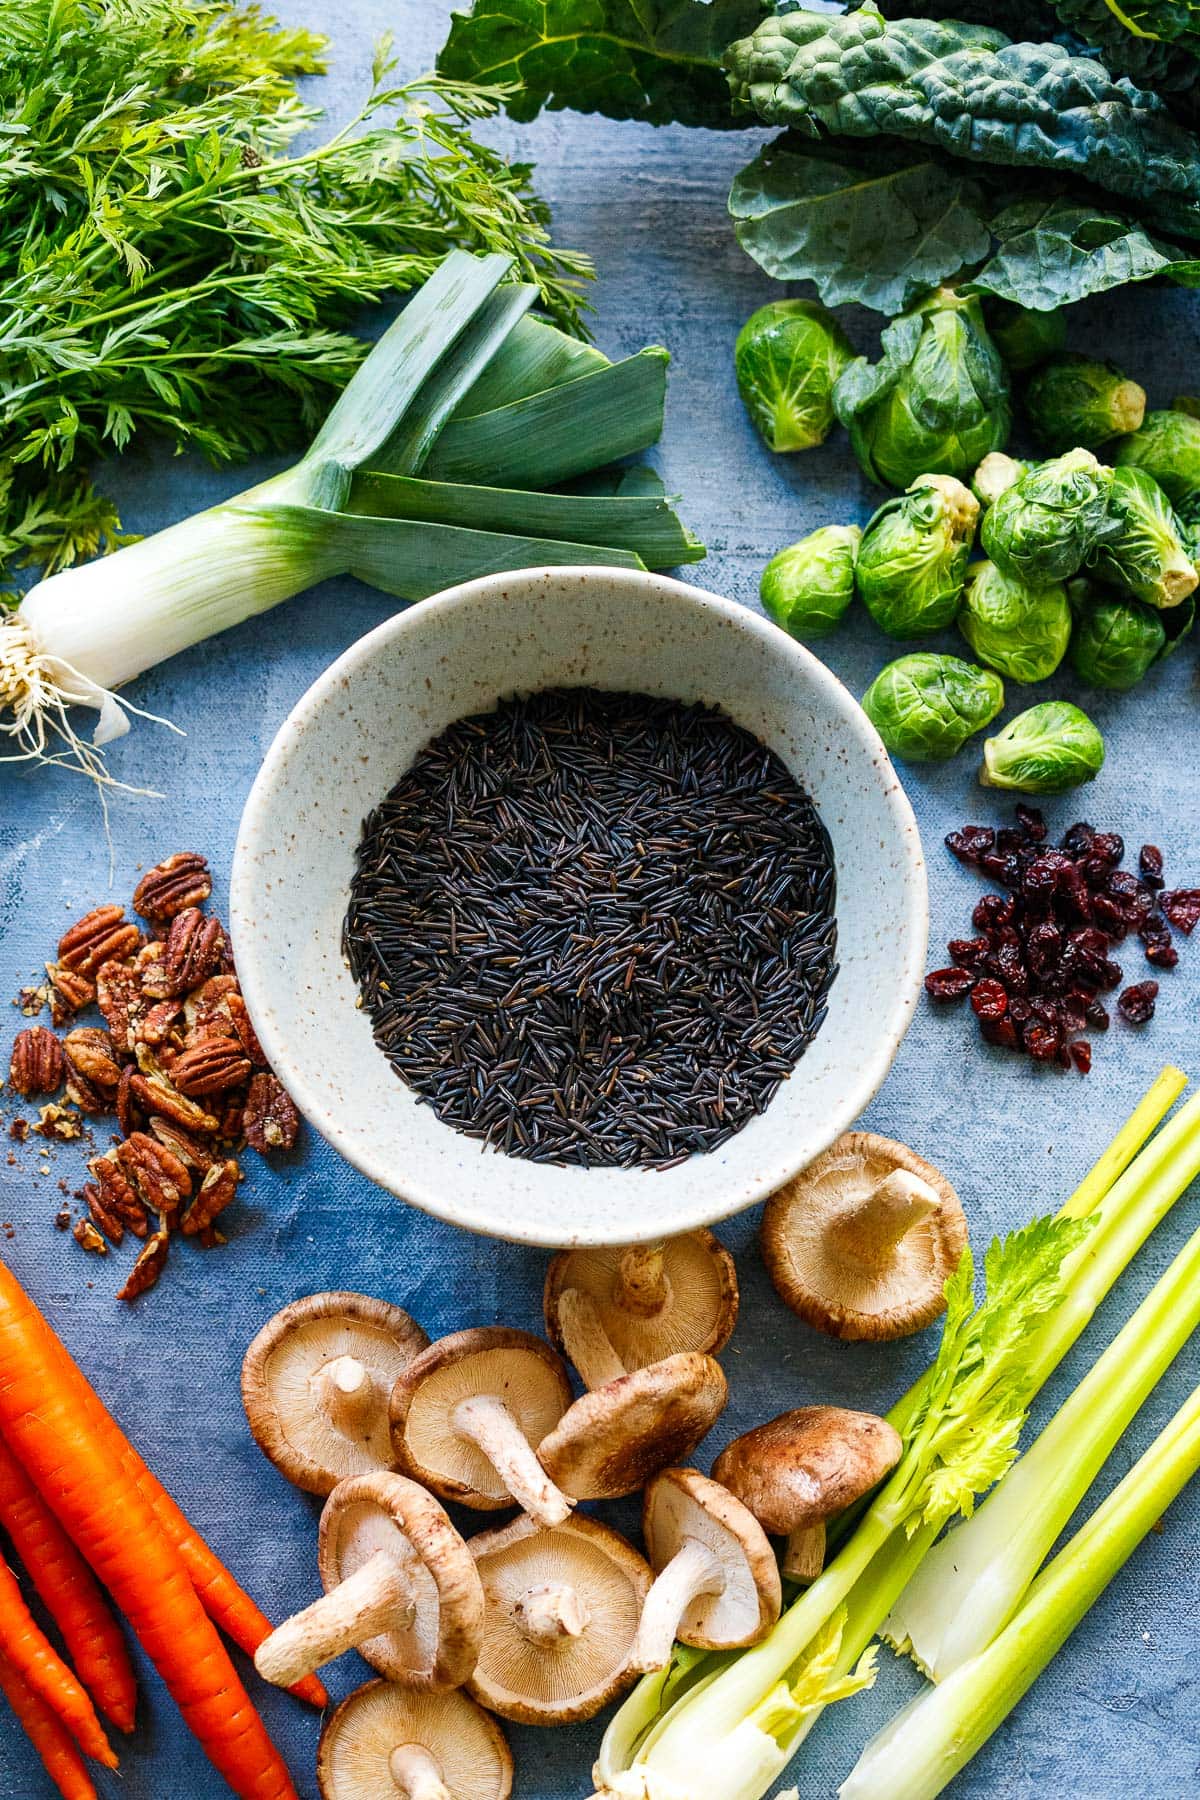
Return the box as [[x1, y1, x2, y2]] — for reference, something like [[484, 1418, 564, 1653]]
[[231, 567, 927, 1246]]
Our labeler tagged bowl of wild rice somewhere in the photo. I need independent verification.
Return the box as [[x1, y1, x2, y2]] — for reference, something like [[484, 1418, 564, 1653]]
[[231, 566, 927, 1246]]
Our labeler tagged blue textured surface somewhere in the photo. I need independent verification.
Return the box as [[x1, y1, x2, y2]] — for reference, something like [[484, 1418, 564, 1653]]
[[1, 4, 1198, 1795]]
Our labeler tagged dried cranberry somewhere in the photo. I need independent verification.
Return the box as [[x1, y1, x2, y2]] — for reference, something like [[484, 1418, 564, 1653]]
[[996, 827, 1027, 855], [1106, 870, 1141, 903], [1062, 928, 1109, 988], [1089, 832, 1124, 866], [1145, 939, 1179, 970], [1139, 845, 1164, 887], [1086, 1000, 1110, 1031], [1058, 864, 1094, 922], [1008, 995, 1033, 1024], [1099, 960, 1124, 992], [948, 936, 990, 970], [1061, 822, 1095, 855], [970, 978, 1009, 1020], [1138, 913, 1170, 946], [1162, 890, 1200, 935], [1026, 921, 1063, 980], [1030, 996, 1061, 1026], [973, 894, 1014, 931], [1060, 999, 1087, 1035], [1070, 1041, 1093, 1074], [1078, 855, 1114, 890], [1091, 894, 1128, 941], [1024, 1022, 1061, 1061], [925, 967, 973, 1002], [1015, 803, 1047, 842], [946, 825, 995, 866], [980, 1015, 1018, 1050], [1118, 982, 1158, 1024], [993, 938, 1028, 994], [980, 850, 1021, 888]]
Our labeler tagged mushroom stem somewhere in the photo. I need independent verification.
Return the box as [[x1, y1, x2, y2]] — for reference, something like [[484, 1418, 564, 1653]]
[[617, 1243, 670, 1317], [255, 1548, 414, 1687], [782, 1522, 826, 1583], [389, 1745, 452, 1800], [827, 1170, 941, 1272], [451, 1394, 574, 1527], [557, 1288, 628, 1390], [630, 1537, 725, 1674], [311, 1354, 380, 1435], [512, 1581, 590, 1645]]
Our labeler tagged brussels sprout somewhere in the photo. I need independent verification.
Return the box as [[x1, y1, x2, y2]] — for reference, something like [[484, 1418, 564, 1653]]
[[1162, 595, 1196, 659], [856, 474, 979, 638], [972, 452, 1029, 509], [760, 524, 860, 639], [958, 560, 1071, 683], [1088, 465, 1198, 609], [1024, 355, 1145, 455], [983, 300, 1066, 373], [833, 289, 1011, 491], [1113, 405, 1200, 506], [1069, 592, 1166, 690], [981, 448, 1114, 586], [862, 654, 1004, 763], [980, 701, 1105, 794], [734, 299, 854, 453]]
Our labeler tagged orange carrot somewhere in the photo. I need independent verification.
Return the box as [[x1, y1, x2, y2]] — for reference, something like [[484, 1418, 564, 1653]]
[[0, 1650, 97, 1800], [0, 1263, 298, 1800], [0, 1558, 116, 1767], [0, 1436, 136, 1732]]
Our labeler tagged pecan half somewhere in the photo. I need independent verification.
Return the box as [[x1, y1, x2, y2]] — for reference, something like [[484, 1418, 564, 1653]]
[[57, 906, 141, 977], [128, 1071, 219, 1136], [243, 1073, 300, 1153], [182, 1159, 239, 1236], [73, 1219, 108, 1256], [136, 941, 172, 1001], [133, 854, 211, 923], [226, 992, 267, 1067], [183, 974, 239, 1042], [116, 1133, 191, 1227], [64, 1027, 121, 1092], [148, 1117, 215, 1174], [115, 1065, 143, 1138], [135, 998, 184, 1049], [88, 1151, 150, 1238], [118, 1230, 169, 1302], [9, 1028, 65, 1097], [83, 1182, 124, 1247], [162, 910, 227, 996], [46, 962, 96, 1026], [172, 1036, 251, 1097], [96, 961, 147, 1056]]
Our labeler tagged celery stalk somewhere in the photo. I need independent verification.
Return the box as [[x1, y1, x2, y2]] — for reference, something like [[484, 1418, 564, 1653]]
[[839, 1384, 1200, 1800], [888, 1207, 1200, 1676]]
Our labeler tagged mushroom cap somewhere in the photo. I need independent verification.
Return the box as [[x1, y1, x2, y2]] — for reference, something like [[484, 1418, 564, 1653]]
[[642, 1468, 780, 1651], [242, 1292, 429, 1495], [318, 1472, 483, 1689], [317, 1680, 512, 1800], [538, 1353, 728, 1501], [467, 1514, 651, 1725], [544, 1232, 738, 1385], [712, 1407, 903, 1535], [389, 1328, 572, 1510], [760, 1131, 968, 1341]]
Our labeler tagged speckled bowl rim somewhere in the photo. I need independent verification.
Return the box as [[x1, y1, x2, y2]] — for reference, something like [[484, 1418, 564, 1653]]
[[231, 567, 928, 1246]]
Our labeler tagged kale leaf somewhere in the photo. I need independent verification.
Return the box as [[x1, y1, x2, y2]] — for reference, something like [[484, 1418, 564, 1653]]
[[966, 198, 1200, 308], [725, 6, 1200, 211], [438, 0, 770, 127]]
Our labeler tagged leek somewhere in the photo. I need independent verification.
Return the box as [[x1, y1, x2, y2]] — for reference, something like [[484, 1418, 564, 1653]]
[[0, 250, 698, 782], [840, 1382, 1200, 1800], [593, 1073, 1200, 1800]]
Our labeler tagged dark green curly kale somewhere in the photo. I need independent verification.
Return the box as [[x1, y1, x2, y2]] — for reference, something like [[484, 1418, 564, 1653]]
[[726, 6, 1200, 208]]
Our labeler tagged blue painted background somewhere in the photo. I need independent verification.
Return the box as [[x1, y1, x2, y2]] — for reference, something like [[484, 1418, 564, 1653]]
[[1, 4, 1198, 1794]]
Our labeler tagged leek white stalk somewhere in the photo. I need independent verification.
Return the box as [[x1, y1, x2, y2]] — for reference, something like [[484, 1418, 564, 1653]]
[[839, 1382, 1200, 1800]]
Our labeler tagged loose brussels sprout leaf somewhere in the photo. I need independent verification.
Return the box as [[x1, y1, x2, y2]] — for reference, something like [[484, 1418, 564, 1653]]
[[1088, 465, 1199, 609], [981, 701, 1105, 794], [1113, 406, 1200, 506], [856, 475, 979, 638], [734, 299, 854, 453], [833, 289, 1012, 490], [981, 448, 1115, 585], [760, 524, 861, 639], [958, 560, 1072, 683], [1069, 593, 1167, 690], [1161, 593, 1196, 659], [1024, 354, 1146, 455], [972, 452, 1029, 509], [862, 654, 1004, 763], [983, 299, 1066, 372]]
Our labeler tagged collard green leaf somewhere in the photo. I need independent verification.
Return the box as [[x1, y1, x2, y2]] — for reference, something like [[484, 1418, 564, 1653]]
[[966, 199, 1189, 309], [437, 0, 770, 127], [729, 138, 990, 313]]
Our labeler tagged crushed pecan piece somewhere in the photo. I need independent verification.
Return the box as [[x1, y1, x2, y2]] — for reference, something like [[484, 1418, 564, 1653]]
[[9, 1028, 65, 1097], [128, 1071, 219, 1136], [136, 941, 172, 1001], [183, 974, 239, 1042], [57, 906, 141, 978], [162, 910, 227, 996], [17, 986, 46, 1018], [118, 1230, 169, 1302], [83, 1182, 124, 1247], [96, 961, 147, 1056], [115, 1133, 191, 1227], [46, 962, 96, 1025], [73, 1219, 108, 1256], [172, 1035, 252, 1097], [243, 1073, 299, 1153], [182, 1159, 239, 1236], [135, 998, 184, 1049], [133, 854, 211, 923], [226, 992, 267, 1067], [148, 1117, 215, 1174], [35, 1104, 82, 1141], [88, 1151, 150, 1238], [64, 1027, 122, 1092]]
